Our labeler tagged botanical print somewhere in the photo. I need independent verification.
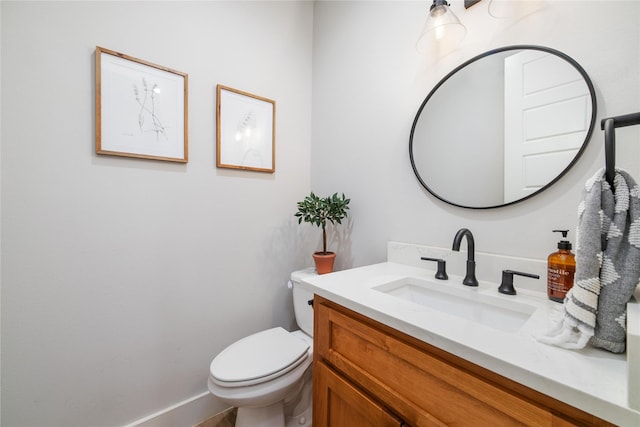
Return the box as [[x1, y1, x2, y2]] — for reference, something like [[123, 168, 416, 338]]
[[96, 47, 187, 162], [133, 77, 167, 142], [217, 86, 274, 172], [234, 109, 265, 167]]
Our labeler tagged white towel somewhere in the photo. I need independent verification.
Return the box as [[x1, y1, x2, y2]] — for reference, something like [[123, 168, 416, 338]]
[[537, 168, 640, 353]]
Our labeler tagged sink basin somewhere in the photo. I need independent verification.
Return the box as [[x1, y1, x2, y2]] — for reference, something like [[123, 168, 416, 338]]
[[374, 277, 537, 333]]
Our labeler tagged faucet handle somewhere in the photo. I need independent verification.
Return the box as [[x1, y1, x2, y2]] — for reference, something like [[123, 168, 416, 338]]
[[420, 257, 448, 280], [499, 270, 540, 295]]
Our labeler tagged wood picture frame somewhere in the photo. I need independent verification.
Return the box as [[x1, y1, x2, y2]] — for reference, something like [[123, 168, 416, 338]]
[[95, 46, 188, 163], [216, 85, 275, 173]]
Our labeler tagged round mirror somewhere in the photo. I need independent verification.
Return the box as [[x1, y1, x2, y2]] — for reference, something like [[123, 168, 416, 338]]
[[410, 45, 597, 209]]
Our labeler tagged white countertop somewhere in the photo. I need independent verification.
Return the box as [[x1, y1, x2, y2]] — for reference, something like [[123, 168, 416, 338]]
[[300, 261, 640, 426]]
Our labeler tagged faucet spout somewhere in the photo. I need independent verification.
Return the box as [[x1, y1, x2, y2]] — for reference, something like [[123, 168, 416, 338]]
[[452, 228, 478, 287]]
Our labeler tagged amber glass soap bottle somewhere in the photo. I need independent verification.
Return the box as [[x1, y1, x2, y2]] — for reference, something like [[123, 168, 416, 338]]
[[547, 230, 576, 303]]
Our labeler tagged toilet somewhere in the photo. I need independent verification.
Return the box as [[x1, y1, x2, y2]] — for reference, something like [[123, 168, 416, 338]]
[[208, 269, 316, 427]]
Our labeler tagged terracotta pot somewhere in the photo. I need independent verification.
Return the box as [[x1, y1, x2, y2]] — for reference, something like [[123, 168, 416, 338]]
[[312, 252, 336, 275]]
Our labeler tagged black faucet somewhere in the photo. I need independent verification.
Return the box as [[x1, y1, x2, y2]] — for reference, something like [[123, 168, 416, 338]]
[[452, 228, 478, 287]]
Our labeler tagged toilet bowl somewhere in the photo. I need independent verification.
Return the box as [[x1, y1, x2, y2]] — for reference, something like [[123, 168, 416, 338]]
[[208, 269, 316, 427]]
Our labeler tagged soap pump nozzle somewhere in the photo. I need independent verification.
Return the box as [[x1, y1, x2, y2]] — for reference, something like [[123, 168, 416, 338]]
[[552, 229, 572, 250]]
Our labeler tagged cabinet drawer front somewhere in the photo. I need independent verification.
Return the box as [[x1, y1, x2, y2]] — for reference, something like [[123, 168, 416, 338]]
[[314, 361, 403, 427], [315, 298, 552, 426]]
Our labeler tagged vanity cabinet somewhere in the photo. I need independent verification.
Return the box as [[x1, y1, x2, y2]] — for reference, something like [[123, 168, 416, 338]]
[[313, 296, 615, 426]]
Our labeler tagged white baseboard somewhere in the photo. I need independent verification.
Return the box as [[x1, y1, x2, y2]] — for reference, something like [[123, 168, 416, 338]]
[[125, 391, 229, 427]]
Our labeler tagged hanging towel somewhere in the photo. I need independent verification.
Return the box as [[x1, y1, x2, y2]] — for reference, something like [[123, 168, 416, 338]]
[[537, 168, 640, 353]]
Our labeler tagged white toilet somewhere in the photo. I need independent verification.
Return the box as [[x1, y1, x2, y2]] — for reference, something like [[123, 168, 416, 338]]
[[208, 269, 316, 427]]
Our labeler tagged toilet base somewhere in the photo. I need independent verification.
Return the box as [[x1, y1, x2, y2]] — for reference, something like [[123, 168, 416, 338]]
[[233, 366, 313, 427], [236, 402, 284, 427], [285, 404, 311, 427], [284, 366, 312, 426]]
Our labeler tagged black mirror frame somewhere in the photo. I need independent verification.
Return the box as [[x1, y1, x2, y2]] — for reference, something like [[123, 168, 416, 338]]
[[409, 45, 597, 209]]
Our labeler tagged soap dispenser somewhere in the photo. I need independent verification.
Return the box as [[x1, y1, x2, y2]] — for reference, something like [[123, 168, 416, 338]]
[[547, 230, 576, 303]]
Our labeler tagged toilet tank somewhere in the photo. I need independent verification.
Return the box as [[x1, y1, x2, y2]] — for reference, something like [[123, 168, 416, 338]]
[[290, 268, 317, 337]]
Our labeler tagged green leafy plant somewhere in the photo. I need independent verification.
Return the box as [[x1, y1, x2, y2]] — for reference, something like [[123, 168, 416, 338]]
[[295, 192, 350, 254]]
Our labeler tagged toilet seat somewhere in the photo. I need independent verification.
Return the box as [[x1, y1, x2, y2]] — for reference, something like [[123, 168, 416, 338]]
[[210, 327, 310, 387]]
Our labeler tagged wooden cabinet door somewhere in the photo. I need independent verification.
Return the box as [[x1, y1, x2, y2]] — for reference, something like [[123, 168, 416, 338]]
[[313, 361, 403, 427], [315, 298, 551, 426]]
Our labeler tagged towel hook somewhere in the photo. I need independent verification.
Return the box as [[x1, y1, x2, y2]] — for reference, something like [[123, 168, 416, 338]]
[[604, 118, 616, 188], [600, 112, 640, 188]]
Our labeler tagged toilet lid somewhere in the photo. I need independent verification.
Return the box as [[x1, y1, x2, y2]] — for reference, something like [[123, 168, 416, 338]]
[[210, 327, 310, 386]]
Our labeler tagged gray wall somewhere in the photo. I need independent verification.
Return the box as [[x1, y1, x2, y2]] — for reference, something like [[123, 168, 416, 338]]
[[311, 0, 640, 268], [1, 1, 313, 426]]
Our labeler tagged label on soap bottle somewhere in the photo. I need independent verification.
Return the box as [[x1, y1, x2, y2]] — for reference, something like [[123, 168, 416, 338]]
[[547, 260, 575, 303]]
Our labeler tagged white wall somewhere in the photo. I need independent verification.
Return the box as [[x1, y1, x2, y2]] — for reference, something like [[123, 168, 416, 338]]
[[1, 1, 313, 426], [312, 0, 640, 273]]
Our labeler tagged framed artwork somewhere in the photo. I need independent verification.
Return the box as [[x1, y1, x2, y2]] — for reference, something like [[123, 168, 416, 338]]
[[95, 46, 188, 163], [216, 85, 275, 173]]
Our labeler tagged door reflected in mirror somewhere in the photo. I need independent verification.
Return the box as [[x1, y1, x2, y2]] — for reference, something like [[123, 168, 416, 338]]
[[410, 45, 596, 209]]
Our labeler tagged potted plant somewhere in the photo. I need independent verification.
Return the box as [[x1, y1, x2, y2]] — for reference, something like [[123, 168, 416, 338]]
[[295, 192, 350, 274]]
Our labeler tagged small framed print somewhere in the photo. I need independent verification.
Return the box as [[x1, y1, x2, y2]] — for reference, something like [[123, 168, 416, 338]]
[[96, 47, 188, 163], [216, 85, 275, 173]]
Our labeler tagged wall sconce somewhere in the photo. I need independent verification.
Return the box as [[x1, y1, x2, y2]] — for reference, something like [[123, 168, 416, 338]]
[[416, 0, 468, 54]]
